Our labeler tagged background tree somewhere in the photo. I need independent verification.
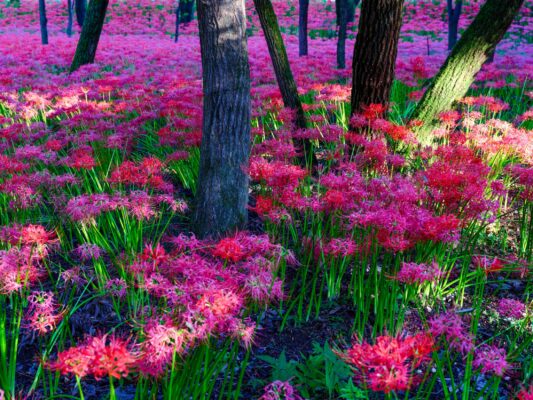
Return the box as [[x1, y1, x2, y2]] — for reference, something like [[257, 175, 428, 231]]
[[299, 0, 309, 56], [253, 0, 307, 130], [179, 0, 195, 24], [447, 0, 462, 50], [336, 0, 348, 69], [70, 0, 109, 73], [75, 0, 87, 27], [175, 4, 180, 42], [350, 0, 404, 115], [67, 0, 74, 37], [411, 0, 524, 143], [347, 0, 359, 23], [39, 0, 48, 45], [193, 0, 251, 238]]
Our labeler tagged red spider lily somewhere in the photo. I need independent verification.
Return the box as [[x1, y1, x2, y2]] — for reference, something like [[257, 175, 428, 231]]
[[342, 333, 435, 394]]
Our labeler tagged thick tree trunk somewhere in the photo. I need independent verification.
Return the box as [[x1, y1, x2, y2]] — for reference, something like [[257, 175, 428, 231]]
[[175, 6, 180, 42], [447, 0, 462, 51], [70, 0, 109, 73], [253, 0, 307, 130], [411, 0, 524, 143], [67, 0, 74, 37], [179, 0, 194, 23], [39, 0, 48, 45], [298, 0, 309, 56], [193, 0, 251, 238], [75, 0, 86, 27], [337, 0, 348, 69], [350, 0, 404, 115]]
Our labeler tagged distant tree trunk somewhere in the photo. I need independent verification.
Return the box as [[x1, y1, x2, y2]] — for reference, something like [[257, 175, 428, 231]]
[[175, 6, 180, 42], [350, 0, 404, 116], [298, 0, 309, 56], [193, 0, 251, 238], [347, 0, 359, 23], [447, 0, 462, 50], [39, 0, 48, 45], [337, 0, 348, 69], [75, 0, 87, 27], [179, 0, 194, 23], [70, 0, 109, 73], [253, 0, 307, 130], [411, 0, 524, 143], [67, 0, 74, 37]]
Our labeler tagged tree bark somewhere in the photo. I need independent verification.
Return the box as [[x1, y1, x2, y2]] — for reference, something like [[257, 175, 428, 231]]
[[193, 0, 251, 238], [411, 0, 524, 143], [75, 0, 87, 27], [337, 0, 348, 69], [39, 0, 48, 45], [70, 0, 109, 73], [350, 0, 404, 116], [347, 0, 359, 23], [67, 0, 74, 37], [253, 0, 307, 130], [447, 0, 462, 51], [298, 0, 309, 56], [175, 6, 180, 42], [179, 0, 194, 23]]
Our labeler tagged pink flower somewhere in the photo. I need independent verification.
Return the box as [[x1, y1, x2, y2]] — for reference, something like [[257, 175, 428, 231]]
[[497, 298, 526, 319], [472, 345, 510, 377], [396, 261, 443, 285], [429, 312, 474, 354], [259, 380, 304, 400]]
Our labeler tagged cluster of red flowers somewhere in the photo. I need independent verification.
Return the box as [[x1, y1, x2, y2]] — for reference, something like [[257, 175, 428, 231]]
[[25, 291, 64, 335], [108, 157, 173, 193], [65, 191, 187, 222], [121, 232, 288, 376], [396, 261, 443, 285], [342, 333, 435, 393], [0, 224, 56, 294], [48, 335, 138, 379]]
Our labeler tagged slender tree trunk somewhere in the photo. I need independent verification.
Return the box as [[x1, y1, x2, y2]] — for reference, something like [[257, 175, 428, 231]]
[[253, 0, 307, 130], [175, 6, 180, 42], [75, 0, 87, 27], [350, 0, 404, 116], [67, 0, 74, 37], [39, 0, 48, 45], [411, 0, 524, 143], [193, 0, 251, 238], [447, 0, 462, 51], [70, 0, 109, 73], [337, 0, 348, 69], [298, 0, 309, 56], [179, 0, 194, 23], [347, 0, 359, 23]]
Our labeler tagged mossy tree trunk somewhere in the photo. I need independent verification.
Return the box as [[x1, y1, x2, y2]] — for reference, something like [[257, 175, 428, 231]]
[[447, 0, 462, 50], [298, 0, 309, 56], [70, 0, 109, 73], [39, 0, 48, 45], [253, 0, 307, 130], [336, 0, 348, 69], [350, 0, 404, 115], [193, 0, 251, 238], [75, 0, 86, 27], [411, 0, 524, 143]]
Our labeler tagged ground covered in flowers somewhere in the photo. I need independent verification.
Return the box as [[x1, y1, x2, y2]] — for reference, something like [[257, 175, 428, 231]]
[[0, 1, 532, 399]]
